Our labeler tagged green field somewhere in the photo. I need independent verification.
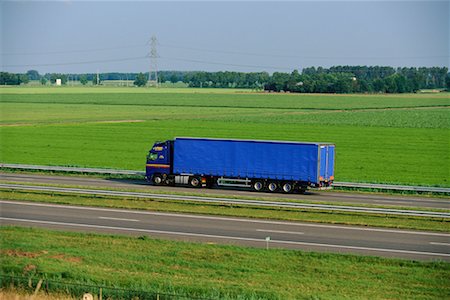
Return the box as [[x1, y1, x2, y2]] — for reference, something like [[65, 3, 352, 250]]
[[1, 87, 449, 186], [2, 226, 449, 299]]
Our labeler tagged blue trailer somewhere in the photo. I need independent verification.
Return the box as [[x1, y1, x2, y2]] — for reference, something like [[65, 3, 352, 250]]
[[146, 137, 335, 193]]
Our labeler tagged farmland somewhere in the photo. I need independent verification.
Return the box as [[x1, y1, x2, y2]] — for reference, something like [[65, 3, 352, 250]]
[[1, 87, 449, 186], [2, 226, 449, 299]]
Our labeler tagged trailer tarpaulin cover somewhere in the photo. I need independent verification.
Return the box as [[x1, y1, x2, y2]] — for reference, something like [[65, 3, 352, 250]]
[[173, 138, 334, 183]]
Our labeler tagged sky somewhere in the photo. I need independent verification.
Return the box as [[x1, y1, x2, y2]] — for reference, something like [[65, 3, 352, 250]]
[[1, 0, 449, 74]]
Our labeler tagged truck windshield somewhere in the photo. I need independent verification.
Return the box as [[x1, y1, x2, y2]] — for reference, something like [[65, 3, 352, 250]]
[[148, 153, 158, 161]]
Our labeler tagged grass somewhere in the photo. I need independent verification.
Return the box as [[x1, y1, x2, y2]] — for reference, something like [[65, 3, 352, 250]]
[[0, 288, 76, 300], [1, 88, 449, 186], [2, 190, 448, 232], [1, 226, 449, 299], [0, 86, 254, 94]]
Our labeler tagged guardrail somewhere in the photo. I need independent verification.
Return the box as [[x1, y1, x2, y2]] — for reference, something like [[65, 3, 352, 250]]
[[1, 184, 449, 218], [1, 163, 449, 194], [333, 182, 450, 194]]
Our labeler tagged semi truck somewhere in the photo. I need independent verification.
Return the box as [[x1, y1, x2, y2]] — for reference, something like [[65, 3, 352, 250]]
[[146, 137, 335, 193]]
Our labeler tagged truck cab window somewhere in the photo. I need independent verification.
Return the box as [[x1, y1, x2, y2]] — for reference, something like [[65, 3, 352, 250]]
[[148, 153, 158, 161]]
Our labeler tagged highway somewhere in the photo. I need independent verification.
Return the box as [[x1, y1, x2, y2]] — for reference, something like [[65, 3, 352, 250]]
[[1, 173, 449, 209], [3, 163, 450, 194], [1, 200, 449, 261], [2, 183, 449, 218]]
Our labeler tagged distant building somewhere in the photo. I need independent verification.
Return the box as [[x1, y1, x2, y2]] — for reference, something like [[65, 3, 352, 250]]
[[55, 79, 62, 86]]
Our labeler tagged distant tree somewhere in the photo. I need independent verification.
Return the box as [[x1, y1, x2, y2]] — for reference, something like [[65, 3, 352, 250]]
[[26, 70, 40, 81], [0, 72, 19, 85], [60, 74, 68, 85], [372, 78, 386, 92], [446, 73, 450, 91], [265, 72, 290, 92], [134, 73, 147, 87], [40, 77, 47, 85], [384, 75, 397, 93], [393, 74, 408, 93], [356, 79, 372, 93], [334, 73, 354, 93], [79, 75, 88, 85], [170, 74, 178, 83], [19, 74, 29, 84], [158, 73, 166, 83]]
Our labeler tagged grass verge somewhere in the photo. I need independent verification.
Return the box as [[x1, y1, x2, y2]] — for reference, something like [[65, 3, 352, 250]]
[[1, 226, 449, 299], [1, 190, 448, 232], [0, 287, 76, 300]]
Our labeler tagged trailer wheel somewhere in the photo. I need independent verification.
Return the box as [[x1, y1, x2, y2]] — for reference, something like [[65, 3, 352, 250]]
[[282, 182, 293, 193], [152, 174, 163, 185], [189, 177, 201, 188], [252, 181, 264, 192], [268, 182, 278, 192]]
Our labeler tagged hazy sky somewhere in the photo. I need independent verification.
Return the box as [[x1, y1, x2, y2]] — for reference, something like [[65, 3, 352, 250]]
[[1, 1, 449, 74]]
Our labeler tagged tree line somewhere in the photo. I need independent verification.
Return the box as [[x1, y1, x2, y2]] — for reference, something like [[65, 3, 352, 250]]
[[265, 66, 449, 93], [1, 66, 449, 93]]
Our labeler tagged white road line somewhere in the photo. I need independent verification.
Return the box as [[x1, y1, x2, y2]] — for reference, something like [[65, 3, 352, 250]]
[[1, 200, 450, 237], [372, 200, 409, 204], [1, 217, 449, 258], [430, 242, 450, 246], [98, 217, 139, 222], [256, 229, 304, 235]]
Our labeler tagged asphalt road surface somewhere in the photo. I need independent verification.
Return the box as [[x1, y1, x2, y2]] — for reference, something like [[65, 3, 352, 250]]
[[1, 172, 448, 209], [1, 200, 449, 261]]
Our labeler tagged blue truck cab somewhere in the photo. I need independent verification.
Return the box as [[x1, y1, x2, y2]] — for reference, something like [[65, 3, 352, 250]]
[[146, 141, 172, 184]]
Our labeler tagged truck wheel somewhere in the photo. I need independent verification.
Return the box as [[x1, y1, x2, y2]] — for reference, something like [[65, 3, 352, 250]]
[[252, 181, 264, 192], [282, 182, 293, 193], [189, 177, 201, 188], [152, 174, 163, 185], [268, 182, 278, 192]]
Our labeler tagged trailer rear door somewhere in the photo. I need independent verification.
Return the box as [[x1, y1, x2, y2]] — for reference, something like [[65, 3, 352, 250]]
[[319, 144, 335, 182]]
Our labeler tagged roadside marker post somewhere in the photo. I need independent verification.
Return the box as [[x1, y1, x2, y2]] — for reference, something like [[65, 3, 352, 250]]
[[265, 236, 270, 250]]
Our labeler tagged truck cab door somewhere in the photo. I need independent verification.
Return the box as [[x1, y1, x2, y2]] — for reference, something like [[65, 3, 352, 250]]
[[146, 142, 171, 178]]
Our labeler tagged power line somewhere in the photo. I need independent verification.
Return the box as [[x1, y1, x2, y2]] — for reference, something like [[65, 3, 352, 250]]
[[1, 56, 147, 68], [3, 40, 447, 71], [159, 42, 449, 60], [0, 44, 147, 56], [2, 55, 295, 71], [3, 39, 447, 60], [160, 56, 294, 71]]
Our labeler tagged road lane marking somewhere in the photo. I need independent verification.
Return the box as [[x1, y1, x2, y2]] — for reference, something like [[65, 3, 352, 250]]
[[371, 200, 410, 204], [1, 217, 450, 258], [99, 217, 139, 222], [430, 242, 450, 246], [256, 229, 304, 235], [1, 200, 450, 237]]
